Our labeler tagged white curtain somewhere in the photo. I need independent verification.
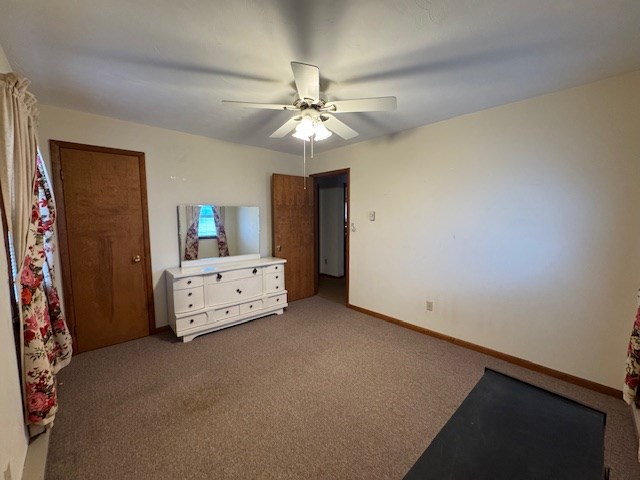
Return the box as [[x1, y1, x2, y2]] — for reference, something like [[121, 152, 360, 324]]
[[0, 73, 38, 264]]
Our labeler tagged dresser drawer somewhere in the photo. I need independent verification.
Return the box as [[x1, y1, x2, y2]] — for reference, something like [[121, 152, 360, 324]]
[[206, 267, 262, 285], [206, 276, 263, 306], [264, 264, 284, 275], [265, 272, 285, 294], [176, 313, 207, 332], [265, 293, 287, 308], [173, 276, 203, 290], [174, 287, 204, 314], [239, 299, 264, 315], [210, 305, 240, 323]]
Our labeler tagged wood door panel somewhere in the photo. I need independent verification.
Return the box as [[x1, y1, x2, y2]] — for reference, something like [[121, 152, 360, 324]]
[[271, 174, 315, 302], [53, 143, 153, 352], [70, 236, 148, 349]]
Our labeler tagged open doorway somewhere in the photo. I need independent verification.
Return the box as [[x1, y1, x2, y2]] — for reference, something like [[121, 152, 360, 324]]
[[312, 169, 349, 305]]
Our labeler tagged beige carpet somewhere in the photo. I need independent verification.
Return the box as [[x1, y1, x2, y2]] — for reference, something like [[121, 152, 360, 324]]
[[47, 296, 640, 479]]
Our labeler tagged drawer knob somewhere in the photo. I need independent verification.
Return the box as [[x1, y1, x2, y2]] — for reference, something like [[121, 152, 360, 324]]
[[249, 305, 253, 309], [275, 266, 278, 270], [236, 289, 242, 294], [188, 292, 192, 297], [276, 286, 279, 289], [275, 276, 279, 279], [189, 304, 193, 308], [187, 280, 192, 285], [252, 268, 258, 274], [225, 310, 229, 314], [276, 298, 280, 302], [216, 273, 222, 281], [189, 319, 194, 324]]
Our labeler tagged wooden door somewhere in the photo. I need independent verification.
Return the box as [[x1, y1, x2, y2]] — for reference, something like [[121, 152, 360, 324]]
[[50, 141, 154, 352], [271, 174, 315, 302]]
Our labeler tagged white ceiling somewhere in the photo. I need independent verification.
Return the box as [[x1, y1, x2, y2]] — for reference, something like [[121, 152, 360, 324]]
[[0, 0, 639, 155]]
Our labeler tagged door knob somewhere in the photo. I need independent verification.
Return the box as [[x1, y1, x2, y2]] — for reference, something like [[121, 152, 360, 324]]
[[132, 255, 141, 263], [276, 245, 282, 252]]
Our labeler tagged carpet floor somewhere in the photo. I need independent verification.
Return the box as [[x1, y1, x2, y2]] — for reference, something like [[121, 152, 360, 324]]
[[47, 296, 640, 479]]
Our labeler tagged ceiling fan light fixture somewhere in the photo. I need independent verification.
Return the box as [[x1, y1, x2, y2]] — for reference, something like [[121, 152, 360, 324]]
[[295, 117, 315, 138], [292, 130, 311, 141], [313, 122, 332, 141], [292, 116, 332, 142]]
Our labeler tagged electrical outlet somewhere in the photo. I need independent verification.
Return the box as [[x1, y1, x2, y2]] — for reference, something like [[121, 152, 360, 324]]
[[369, 211, 375, 221], [426, 301, 434, 312], [4, 463, 12, 480]]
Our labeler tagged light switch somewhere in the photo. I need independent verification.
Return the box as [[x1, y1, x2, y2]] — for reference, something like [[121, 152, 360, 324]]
[[369, 211, 375, 221], [351, 222, 356, 232]]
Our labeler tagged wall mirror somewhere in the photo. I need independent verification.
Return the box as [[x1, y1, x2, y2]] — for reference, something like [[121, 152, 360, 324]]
[[177, 205, 259, 266]]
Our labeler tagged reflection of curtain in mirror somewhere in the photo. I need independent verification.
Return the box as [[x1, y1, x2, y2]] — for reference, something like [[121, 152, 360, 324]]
[[184, 205, 201, 260], [213, 206, 229, 257]]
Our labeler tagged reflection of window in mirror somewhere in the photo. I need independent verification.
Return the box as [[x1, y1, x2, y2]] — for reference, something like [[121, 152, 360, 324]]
[[198, 205, 218, 239]]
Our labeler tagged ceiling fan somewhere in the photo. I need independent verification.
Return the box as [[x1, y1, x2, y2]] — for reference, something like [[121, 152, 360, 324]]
[[222, 61, 397, 142]]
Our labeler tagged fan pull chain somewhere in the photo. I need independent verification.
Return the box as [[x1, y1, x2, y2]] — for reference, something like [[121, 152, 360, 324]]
[[303, 140, 307, 190], [311, 135, 314, 158]]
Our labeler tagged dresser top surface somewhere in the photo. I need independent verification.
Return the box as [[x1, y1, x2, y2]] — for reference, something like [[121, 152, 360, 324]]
[[166, 257, 286, 279]]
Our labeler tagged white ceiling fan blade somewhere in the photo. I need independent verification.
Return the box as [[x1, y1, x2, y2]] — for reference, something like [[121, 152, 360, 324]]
[[325, 97, 397, 113], [322, 114, 358, 140], [270, 117, 299, 138], [291, 62, 320, 102], [222, 100, 297, 111]]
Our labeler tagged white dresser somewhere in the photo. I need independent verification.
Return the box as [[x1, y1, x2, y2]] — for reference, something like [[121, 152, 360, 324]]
[[166, 257, 287, 342]]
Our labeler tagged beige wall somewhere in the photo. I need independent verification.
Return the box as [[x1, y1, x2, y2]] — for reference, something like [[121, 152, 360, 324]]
[[0, 42, 29, 480], [310, 71, 640, 389], [36, 105, 301, 327]]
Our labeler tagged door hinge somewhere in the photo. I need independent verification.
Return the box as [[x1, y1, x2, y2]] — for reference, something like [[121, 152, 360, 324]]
[[59, 169, 64, 181]]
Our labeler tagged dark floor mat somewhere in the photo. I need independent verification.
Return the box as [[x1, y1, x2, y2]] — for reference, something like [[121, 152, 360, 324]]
[[404, 368, 606, 480]]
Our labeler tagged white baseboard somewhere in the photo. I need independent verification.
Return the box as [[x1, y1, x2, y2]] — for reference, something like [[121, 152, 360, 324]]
[[21, 429, 49, 480]]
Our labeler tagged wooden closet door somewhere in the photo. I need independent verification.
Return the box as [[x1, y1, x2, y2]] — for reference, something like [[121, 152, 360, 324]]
[[51, 141, 154, 352], [271, 174, 315, 302]]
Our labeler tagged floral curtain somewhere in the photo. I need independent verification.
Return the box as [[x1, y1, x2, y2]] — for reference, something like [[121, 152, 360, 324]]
[[184, 205, 201, 260], [21, 153, 72, 426], [1, 73, 72, 429], [623, 294, 640, 406], [213, 205, 229, 257]]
